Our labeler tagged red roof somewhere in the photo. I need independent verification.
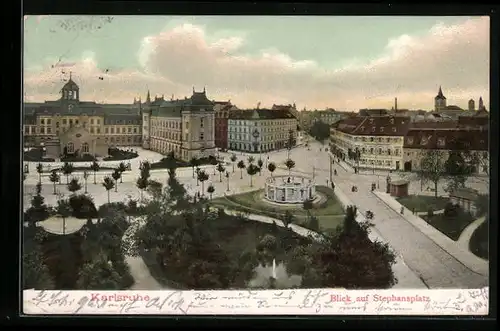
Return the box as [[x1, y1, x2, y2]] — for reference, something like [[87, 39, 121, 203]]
[[404, 128, 488, 151]]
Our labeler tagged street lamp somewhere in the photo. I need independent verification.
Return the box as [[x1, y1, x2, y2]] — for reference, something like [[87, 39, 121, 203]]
[[225, 171, 230, 192]]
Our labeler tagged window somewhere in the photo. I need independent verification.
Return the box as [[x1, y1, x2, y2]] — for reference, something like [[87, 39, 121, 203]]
[[133, 128, 137, 133], [90, 127, 94, 134], [63, 119, 67, 125], [370, 148, 374, 154], [47, 127, 52, 134], [97, 119, 100, 125], [390, 118, 394, 124], [82, 142, 89, 153], [200, 132, 204, 140], [47, 119, 51, 125], [111, 127, 114, 134], [387, 149, 391, 155], [40, 127, 45, 134], [90, 119, 94, 125], [378, 148, 382, 154], [437, 137, 446, 147], [392, 127, 396, 133], [407, 137, 414, 145], [200, 118, 204, 128], [380, 127, 384, 132], [67, 142, 74, 153], [105, 128, 109, 134], [41, 119, 45, 125], [96, 128, 100, 134], [128, 120, 132, 125], [128, 127, 132, 133], [69, 119, 73, 125], [370, 137, 374, 142], [56, 122, 60, 128], [75, 120, 79, 125]]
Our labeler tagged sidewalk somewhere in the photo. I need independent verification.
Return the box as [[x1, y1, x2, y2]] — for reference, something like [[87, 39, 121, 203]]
[[457, 216, 486, 252], [373, 191, 488, 276], [333, 186, 427, 289]]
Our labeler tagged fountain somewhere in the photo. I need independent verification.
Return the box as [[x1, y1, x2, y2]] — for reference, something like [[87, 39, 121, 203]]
[[264, 175, 317, 204], [272, 258, 277, 279]]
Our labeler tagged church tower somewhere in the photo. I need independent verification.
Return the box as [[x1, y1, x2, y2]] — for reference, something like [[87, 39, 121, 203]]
[[478, 97, 484, 111], [434, 86, 447, 111], [60, 72, 80, 102], [468, 99, 475, 112]]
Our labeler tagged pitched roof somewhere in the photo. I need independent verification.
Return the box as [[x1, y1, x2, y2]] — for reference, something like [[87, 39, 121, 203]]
[[359, 109, 389, 116], [457, 115, 489, 128], [335, 116, 411, 136], [228, 109, 296, 120], [403, 128, 488, 150]]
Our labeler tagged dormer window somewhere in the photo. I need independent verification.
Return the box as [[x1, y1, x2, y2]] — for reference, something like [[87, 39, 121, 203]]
[[420, 136, 429, 145], [437, 137, 446, 147], [380, 127, 384, 132], [371, 127, 376, 132], [369, 118, 374, 124], [390, 118, 394, 124], [360, 126, 365, 131], [407, 137, 414, 145], [392, 127, 397, 133]]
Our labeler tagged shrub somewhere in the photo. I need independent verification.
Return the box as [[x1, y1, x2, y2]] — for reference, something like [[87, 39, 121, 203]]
[[68, 194, 98, 219], [444, 202, 460, 218], [61, 154, 96, 162], [99, 202, 127, 216]]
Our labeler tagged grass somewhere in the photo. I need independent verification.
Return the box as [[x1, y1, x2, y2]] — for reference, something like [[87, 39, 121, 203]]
[[140, 212, 311, 288], [397, 195, 449, 212], [209, 186, 345, 231], [422, 210, 476, 241], [469, 220, 488, 260]]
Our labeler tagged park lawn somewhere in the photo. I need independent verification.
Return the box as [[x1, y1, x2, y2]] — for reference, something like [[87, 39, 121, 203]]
[[397, 195, 449, 212], [423, 211, 476, 241], [140, 213, 310, 289], [469, 220, 488, 260], [209, 186, 345, 231]]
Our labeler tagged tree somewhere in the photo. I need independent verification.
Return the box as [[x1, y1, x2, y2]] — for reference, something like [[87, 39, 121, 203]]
[[257, 159, 264, 176], [207, 184, 215, 199], [309, 215, 320, 231], [281, 210, 295, 228], [112, 169, 121, 192], [56, 199, 73, 235], [210, 157, 219, 175], [67, 178, 82, 195], [82, 170, 89, 194], [268, 162, 276, 177], [247, 156, 255, 165], [22, 249, 55, 290], [24, 183, 49, 226], [136, 177, 148, 201], [197, 170, 209, 195], [102, 176, 115, 203], [237, 160, 246, 179], [247, 164, 259, 187], [230, 154, 237, 173], [302, 199, 314, 223], [49, 170, 60, 195], [418, 150, 447, 197], [36, 162, 43, 183], [140, 161, 151, 181], [90, 161, 100, 184], [308, 120, 330, 142], [216, 162, 226, 182], [256, 234, 278, 267], [76, 253, 123, 290], [117, 162, 127, 183], [285, 158, 296, 175], [189, 157, 200, 178], [61, 162, 74, 185]]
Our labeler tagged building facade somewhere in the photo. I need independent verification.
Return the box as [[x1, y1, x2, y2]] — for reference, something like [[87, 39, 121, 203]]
[[228, 109, 297, 153], [330, 116, 411, 171], [214, 101, 237, 150], [23, 78, 142, 159], [402, 127, 489, 175], [141, 88, 216, 161]]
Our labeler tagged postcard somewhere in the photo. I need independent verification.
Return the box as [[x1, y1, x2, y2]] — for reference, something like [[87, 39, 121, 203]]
[[22, 15, 490, 316]]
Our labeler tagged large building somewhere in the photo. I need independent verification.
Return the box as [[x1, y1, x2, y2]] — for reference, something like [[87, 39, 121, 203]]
[[402, 127, 489, 175], [141, 88, 216, 161], [227, 108, 298, 153], [214, 100, 238, 150], [330, 116, 411, 171], [23, 76, 142, 158]]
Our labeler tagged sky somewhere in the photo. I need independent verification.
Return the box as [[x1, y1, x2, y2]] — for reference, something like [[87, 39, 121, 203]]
[[23, 15, 490, 111]]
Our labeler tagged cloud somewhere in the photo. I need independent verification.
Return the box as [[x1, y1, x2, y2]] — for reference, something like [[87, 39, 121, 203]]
[[24, 17, 490, 111]]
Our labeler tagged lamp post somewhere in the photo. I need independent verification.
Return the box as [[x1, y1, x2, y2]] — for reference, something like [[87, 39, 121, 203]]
[[225, 171, 230, 192]]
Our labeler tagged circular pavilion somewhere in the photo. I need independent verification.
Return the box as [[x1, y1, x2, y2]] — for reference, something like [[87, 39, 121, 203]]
[[264, 175, 316, 204]]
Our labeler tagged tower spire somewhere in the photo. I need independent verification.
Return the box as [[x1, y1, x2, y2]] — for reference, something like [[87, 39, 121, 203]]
[[146, 90, 151, 104]]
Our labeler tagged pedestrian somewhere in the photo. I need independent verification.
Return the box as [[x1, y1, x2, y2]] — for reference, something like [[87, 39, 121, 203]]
[[326, 179, 329, 186], [400, 207, 404, 215]]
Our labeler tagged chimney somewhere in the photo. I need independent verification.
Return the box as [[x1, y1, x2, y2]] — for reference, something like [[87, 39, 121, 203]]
[[395, 97, 398, 112]]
